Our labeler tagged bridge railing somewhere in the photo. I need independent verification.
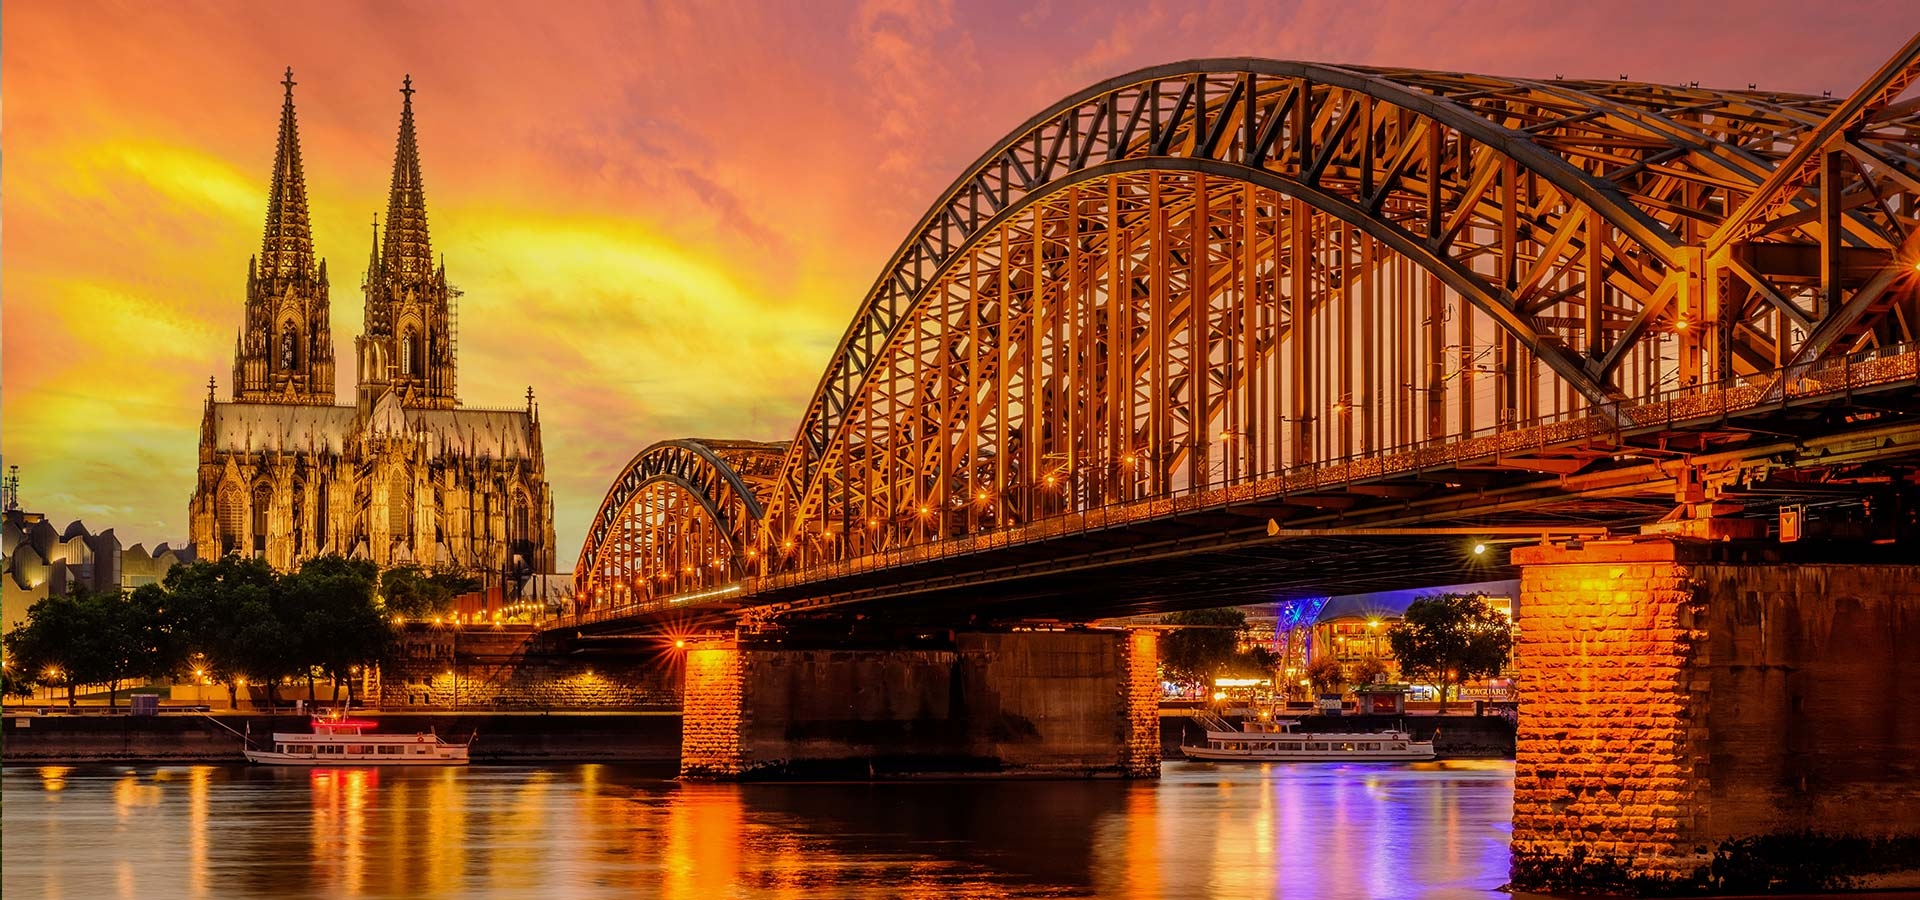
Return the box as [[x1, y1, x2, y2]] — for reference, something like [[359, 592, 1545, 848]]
[[543, 342, 1917, 630]]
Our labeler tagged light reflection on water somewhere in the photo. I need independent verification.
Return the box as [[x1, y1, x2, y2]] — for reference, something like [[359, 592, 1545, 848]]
[[1, 760, 1513, 899]]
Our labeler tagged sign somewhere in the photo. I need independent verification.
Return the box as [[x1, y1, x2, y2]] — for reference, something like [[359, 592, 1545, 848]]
[[1780, 505, 1803, 543]]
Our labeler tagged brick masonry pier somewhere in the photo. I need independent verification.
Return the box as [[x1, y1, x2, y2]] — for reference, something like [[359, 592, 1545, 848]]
[[1509, 538, 1920, 894], [681, 629, 1161, 780]]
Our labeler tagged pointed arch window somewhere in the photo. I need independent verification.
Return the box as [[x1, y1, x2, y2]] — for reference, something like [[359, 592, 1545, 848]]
[[251, 483, 273, 556], [512, 492, 532, 546], [280, 324, 298, 371], [217, 486, 245, 554], [388, 472, 411, 537], [400, 329, 414, 376]]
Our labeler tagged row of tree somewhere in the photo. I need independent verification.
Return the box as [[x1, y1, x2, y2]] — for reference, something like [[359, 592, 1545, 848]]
[[1159, 593, 1515, 712], [2, 557, 477, 706]]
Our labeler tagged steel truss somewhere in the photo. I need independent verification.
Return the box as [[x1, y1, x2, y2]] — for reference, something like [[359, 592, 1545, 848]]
[[575, 48, 1920, 606]]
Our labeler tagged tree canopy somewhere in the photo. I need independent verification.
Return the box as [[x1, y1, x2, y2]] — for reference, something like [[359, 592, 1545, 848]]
[[1385, 593, 1515, 712], [380, 566, 478, 619], [3, 554, 398, 708], [1158, 607, 1282, 691]]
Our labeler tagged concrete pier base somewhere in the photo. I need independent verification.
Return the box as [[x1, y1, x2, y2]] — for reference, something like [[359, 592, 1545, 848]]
[[1509, 539, 1920, 894], [679, 629, 1160, 780]]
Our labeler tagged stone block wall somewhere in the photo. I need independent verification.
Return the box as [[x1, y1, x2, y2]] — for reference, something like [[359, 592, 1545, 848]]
[[679, 640, 747, 778], [678, 629, 1161, 779], [377, 625, 678, 710], [1119, 629, 1161, 777], [1511, 539, 1920, 893]]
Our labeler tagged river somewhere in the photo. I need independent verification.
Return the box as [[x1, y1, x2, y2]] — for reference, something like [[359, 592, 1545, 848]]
[[2, 760, 1515, 899]]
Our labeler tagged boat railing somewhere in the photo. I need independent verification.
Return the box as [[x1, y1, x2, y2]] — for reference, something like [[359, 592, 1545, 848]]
[[1190, 711, 1235, 733]]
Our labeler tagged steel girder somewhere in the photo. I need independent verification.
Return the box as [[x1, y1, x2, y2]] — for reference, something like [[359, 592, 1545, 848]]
[[752, 58, 1920, 575], [574, 439, 778, 601]]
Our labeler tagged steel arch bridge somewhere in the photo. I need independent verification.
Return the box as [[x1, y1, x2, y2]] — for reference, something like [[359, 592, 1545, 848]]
[[573, 45, 1920, 623]]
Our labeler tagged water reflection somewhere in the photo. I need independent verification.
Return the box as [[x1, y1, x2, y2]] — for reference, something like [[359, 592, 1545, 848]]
[[1, 760, 1513, 899]]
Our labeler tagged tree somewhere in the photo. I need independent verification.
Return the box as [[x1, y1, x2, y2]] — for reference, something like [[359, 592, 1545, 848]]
[[380, 566, 475, 620], [1386, 593, 1515, 713], [1352, 655, 1390, 687], [1305, 656, 1347, 694], [1159, 607, 1248, 687], [285, 557, 389, 705], [1, 588, 166, 709], [162, 557, 285, 708]]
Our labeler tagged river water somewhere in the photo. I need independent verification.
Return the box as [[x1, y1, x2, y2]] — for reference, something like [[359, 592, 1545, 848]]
[[2, 760, 1515, 899]]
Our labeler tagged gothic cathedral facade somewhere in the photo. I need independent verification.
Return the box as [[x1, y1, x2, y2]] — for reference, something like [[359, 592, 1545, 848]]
[[189, 71, 556, 578]]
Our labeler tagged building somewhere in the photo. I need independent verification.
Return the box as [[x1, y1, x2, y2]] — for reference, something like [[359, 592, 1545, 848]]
[[1305, 580, 1518, 700], [2, 508, 195, 630], [188, 70, 555, 581]]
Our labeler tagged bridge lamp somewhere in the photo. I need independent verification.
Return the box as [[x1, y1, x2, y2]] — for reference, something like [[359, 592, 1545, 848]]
[[674, 639, 686, 650], [918, 505, 931, 516], [1673, 317, 1690, 332], [1912, 260, 1920, 273], [1472, 542, 1489, 556], [1044, 475, 1056, 487], [976, 491, 989, 503], [868, 518, 879, 528], [1122, 454, 1135, 465]]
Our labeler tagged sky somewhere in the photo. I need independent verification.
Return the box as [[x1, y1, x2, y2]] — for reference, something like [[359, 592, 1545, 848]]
[[3, 0, 1913, 561]]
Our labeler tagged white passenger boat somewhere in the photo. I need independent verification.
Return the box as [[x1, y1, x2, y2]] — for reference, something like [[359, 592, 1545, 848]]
[[244, 712, 472, 766], [1181, 713, 1434, 762]]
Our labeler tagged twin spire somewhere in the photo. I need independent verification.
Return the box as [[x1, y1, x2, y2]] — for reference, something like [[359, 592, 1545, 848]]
[[264, 68, 434, 288], [259, 67, 314, 281]]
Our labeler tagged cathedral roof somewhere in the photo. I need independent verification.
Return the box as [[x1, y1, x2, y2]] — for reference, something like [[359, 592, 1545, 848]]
[[209, 402, 361, 454], [208, 400, 540, 460]]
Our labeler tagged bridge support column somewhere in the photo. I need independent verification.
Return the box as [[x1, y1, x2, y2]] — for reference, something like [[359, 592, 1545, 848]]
[[677, 628, 1160, 780], [1509, 538, 1920, 893]]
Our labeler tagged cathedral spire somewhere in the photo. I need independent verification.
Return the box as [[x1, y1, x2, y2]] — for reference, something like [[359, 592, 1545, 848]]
[[260, 67, 315, 281], [381, 75, 433, 281], [366, 213, 382, 284], [235, 67, 335, 407]]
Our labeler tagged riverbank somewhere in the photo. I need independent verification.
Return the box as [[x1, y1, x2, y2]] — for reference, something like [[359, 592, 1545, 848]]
[[1, 711, 682, 764], [4, 708, 1515, 765]]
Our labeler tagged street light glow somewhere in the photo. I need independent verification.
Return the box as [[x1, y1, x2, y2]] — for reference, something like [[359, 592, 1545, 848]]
[[1473, 542, 1488, 555]]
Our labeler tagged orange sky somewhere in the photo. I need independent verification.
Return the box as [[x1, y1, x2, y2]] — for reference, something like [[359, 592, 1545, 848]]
[[3, 0, 1912, 561]]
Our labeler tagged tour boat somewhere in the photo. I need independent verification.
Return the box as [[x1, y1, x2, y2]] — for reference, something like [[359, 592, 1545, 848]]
[[243, 712, 472, 766], [1181, 713, 1434, 762]]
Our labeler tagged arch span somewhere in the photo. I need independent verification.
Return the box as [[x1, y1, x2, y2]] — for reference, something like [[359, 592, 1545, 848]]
[[575, 55, 1920, 606], [755, 59, 1918, 572], [575, 439, 783, 603]]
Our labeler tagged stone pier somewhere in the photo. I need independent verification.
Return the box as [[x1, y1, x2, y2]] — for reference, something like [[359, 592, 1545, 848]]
[[1510, 538, 1920, 893], [679, 628, 1161, 780]]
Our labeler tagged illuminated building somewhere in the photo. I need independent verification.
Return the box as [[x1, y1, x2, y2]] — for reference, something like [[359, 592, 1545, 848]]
[[187, 70, 555, 578]]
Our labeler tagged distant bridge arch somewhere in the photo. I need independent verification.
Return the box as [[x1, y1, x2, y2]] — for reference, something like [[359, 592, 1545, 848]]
[[575, 439, 782, 604]]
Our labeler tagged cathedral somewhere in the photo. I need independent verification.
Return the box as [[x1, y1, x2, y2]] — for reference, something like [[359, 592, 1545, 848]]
[[189, 70, 556, 578]]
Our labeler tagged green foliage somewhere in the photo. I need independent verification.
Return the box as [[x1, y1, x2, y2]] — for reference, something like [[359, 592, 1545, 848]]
[[1158, 607, 1248, 685], [1, 587, 171, 707], [1385, 593, 1514, 712], [380, 565, 477, 619], [1352, 655, 1390, 686], [3, 555, 403, 708], [1305, 655, 1347, 694]]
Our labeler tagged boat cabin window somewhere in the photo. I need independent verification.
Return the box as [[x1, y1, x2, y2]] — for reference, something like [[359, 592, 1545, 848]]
[[1307, 742, 1328, 751]]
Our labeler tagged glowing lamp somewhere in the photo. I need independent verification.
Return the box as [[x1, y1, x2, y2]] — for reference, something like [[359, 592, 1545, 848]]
[[1472, 543, 1488, 556], [674, 640, 686, 649]]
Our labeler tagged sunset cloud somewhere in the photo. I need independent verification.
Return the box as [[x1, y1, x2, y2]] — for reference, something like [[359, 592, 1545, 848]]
[[3, 0, 1911, 560]]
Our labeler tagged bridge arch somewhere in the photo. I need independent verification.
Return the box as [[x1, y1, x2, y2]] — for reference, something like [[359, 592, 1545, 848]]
[[574, 439, 780, 604], [754, 58, 1918, 571]]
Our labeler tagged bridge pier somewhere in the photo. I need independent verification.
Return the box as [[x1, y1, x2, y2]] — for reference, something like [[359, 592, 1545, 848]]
[[1510, 538, 1920, 893], [679, 628, 1160, 780]]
